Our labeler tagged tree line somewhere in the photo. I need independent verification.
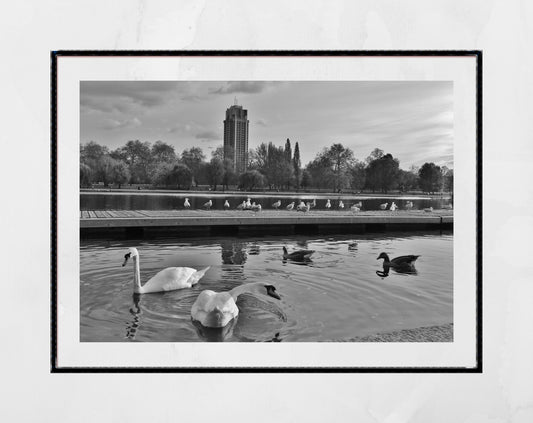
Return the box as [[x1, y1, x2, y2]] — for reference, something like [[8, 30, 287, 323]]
[[80, 139, 453, 193]]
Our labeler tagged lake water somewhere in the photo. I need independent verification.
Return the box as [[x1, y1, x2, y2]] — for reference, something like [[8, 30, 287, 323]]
[[81, 192, 452, 211], [80, 231, 453, 342]]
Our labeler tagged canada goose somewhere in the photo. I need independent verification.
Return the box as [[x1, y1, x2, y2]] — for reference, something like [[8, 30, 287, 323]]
[[184, 198, 191, 208], [191, 282, 281, 328], [272, 200, 281, 209], [224, 200, 230, 209], [379, 202, 388, 210], [377, 252, 420, 268], [204, 199, 212, 210], [122, 248, 209, 294], [286, 202, 295, 211], [282, 246, 314, 260]]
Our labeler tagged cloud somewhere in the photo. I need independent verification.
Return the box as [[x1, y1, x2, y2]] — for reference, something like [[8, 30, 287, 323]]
[[101, 117, 141, 130], [195, 130, 220, 142], [209, 81, 270, 95], [181, 94, 204, 102]]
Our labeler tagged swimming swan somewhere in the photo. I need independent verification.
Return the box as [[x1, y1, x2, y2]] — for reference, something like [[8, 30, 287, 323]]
[[122, 247, 210, 294], [191, 282, 281, 328]]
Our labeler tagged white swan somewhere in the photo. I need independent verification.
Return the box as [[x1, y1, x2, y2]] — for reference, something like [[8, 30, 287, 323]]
[[184, 198, 191, 208], [122, 248, 210, 294], [191, 282, 281, 328]]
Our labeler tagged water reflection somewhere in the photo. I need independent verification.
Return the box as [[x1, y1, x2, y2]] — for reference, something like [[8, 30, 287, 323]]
[[220, 240, 247, 265], [376, 264, 418, 278], [192, 318, 236, 342], [126, 294, 142, 340]]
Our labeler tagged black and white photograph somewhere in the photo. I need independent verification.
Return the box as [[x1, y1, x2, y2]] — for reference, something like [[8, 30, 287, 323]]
[[79, 80, 455, 343], [53, 52, 479, 370]]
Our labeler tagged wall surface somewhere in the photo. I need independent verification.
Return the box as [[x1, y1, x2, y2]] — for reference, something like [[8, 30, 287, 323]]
[[1, 1, 532, 421]]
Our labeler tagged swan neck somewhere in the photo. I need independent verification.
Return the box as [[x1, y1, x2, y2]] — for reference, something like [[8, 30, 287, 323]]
[[230, 282, 262, 300], [132, 255, 142, 294]]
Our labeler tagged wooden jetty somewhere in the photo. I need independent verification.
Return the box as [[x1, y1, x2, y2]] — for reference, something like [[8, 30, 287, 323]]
[[80, 209, 453, 237]]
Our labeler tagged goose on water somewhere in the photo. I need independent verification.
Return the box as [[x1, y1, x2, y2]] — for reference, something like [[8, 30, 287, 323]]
[[377, 252, 420, 268], [272, 200, 281, 209], [191, 282, 281, 328], [379, 202, 388, 210], [122, 247, 209, 294], [204, 199, 212, 210], [282, 246, 314, 261], [184, 198, 191, 208]]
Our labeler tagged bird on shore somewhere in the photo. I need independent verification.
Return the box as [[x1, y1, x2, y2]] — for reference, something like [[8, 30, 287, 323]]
[[184, 198, 191, 209], [272, 200, 281, 209], [390, 202, 398, 211], [282, 246, 314, 261], [236, 200, 246, 210], [297, 202, 310, 213], [223, 200, 230, 210], [350, 205, 360, 212], [353, 201, 362, 209], [380, 202, 389, 210], [122, 247, 209, 294], [245, 198, 252, 210], [442, 204, 453, 210], [325, 199, 331, 209], [286, 201, 295, 211], [191, 282, 281, 328], [203, 199, 212, 210], [310, 199, 317, 209], [423, 207, 434, 213], [339, 201, 345, 210], [377, 252, 420, 269], [251, 202, 262, 212], [405, 201, 414, 210]]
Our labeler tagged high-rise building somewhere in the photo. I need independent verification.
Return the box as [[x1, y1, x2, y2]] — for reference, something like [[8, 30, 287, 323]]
[[223, 100, 249, 174]]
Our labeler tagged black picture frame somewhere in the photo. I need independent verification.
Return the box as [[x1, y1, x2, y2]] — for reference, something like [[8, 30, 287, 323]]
[[51, 50, 482, 373]]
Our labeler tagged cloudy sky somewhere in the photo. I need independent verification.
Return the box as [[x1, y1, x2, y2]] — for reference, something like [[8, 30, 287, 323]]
[[80, 81, 453, 169]]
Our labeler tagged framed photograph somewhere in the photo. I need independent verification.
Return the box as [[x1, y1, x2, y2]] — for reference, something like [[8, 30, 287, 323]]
[[52, 51, 481, 372]]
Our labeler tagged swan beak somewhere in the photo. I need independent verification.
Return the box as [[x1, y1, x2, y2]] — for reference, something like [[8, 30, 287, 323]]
[[122, 253, 131, 267], [269, 291, 281, 300]]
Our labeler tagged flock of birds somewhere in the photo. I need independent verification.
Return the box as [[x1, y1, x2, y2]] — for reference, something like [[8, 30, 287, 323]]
[[183, 197, 449, 213], [122, 245, 420, 331]]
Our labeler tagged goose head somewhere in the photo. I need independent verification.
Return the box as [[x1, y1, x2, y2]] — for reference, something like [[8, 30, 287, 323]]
[[122, 247, 139, 266], [376, 252, 389, 261]]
